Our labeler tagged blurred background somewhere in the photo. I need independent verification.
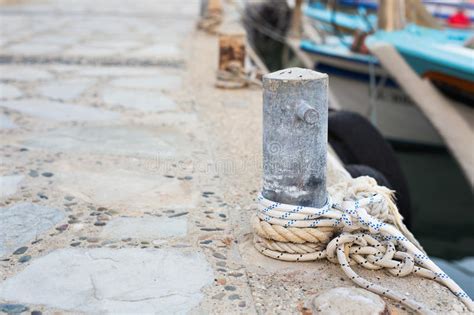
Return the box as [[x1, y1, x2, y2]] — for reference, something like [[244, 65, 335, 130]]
[[242, 0, 473, 275]]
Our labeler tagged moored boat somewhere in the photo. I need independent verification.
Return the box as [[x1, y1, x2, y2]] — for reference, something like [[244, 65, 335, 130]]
[[301, 2, 474, 146], [330, 0, 474, 24], [301, 36, 445, 146]]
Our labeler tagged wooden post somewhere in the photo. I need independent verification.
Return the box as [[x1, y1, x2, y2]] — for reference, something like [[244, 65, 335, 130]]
[[378, 0, 407, 31], [289, 0, 304, 38], [198, 0, 222, 33], [207, 0, 222, 17]]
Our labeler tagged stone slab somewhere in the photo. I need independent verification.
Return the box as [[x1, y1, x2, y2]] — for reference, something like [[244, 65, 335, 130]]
[[0, 114, 18, 129], [0, 67, 53, 82], [101, 217, 187, 240], [0, 248, 213, 314], [0, 175, 23, 198], [0, 99, 119, 121], [109, 75, 182, 91], [0, 84, 22, 99], [76, 67, 161, 77], [64, 46, 117, 58], [131, 43, 182, 59], [311, 287, 387, 315], [0, 203, 64, 258], [37, 78, 95, 101], [55, 168, 198, 211], [4, 43, 63, 55], [22, 125, 186, 157], [102, 88, 176, 112]]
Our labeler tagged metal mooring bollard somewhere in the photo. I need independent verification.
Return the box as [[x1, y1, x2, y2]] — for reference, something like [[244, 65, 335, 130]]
[[262, 67, 328, 207]]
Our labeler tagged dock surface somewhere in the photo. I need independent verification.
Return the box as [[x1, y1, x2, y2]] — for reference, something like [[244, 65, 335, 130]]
[[0, 0, 469, 314]]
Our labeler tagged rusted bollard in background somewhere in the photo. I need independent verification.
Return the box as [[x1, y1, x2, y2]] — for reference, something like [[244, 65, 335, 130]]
[[198, 0, 222, 33], [262, 68, 328, 207], [218, 34, 245, 72], [216, 33, 247, 89]]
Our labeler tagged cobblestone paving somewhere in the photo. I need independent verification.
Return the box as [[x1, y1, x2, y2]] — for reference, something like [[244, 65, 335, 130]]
[[0, 1, 255, 314]]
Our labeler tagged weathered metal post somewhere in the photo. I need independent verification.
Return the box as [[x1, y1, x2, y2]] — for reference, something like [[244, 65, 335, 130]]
[[262, 68, 328, 207]]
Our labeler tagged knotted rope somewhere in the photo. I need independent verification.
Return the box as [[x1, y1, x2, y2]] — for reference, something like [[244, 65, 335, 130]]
[[252, 176, 473, 313]]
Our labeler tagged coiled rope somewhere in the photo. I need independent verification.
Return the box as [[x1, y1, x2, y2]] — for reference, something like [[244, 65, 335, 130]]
[[252, 176, 473, 314]]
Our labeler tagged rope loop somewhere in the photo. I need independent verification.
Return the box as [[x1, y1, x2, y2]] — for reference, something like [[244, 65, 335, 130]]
[[252, 187, 474, 313]]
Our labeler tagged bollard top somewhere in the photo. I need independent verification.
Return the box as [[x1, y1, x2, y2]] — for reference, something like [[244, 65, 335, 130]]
[[263, 67, 327, 82]]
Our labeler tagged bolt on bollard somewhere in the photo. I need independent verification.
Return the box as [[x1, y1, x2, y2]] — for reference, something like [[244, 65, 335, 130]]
[[262, 67, 328, 207]]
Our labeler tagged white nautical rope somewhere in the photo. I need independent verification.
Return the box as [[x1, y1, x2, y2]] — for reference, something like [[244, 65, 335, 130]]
[[252, 186, 473, 313]]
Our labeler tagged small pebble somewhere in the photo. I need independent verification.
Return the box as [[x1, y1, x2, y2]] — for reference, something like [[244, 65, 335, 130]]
[[168, 212, 188, 218], [28, 170, 38, 177], [37, 193, 48, 199], [97, 214, 110, 221], [55, 224, 68, 232], [0, 304, 28, 314], [183, 176, 193, 180], [212, 293, 225, 300], [238, 301, 246, 307], [94, 221, 106, 226], [201, 228, 224, 232], [70, 242, 81, 247], [229, 272, 244, 277], [31, 311, 42, 315], [213, 253, 226, 260], [41, 172, 54, 177], [13, 246, 28, 255], [18, 255, 31, 263], [224, 285, 236, 291], [200, 240, 212, 245], [228, 294, 241, 300], [87, 237, 100, 243]]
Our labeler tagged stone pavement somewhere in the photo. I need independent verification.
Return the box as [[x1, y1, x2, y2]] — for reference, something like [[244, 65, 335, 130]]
[[0, 0, 469, 314], [0, 1, 244, 314]]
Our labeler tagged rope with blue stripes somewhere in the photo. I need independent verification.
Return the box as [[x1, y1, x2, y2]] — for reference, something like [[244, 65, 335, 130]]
[[252, 193, 473, 313]]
